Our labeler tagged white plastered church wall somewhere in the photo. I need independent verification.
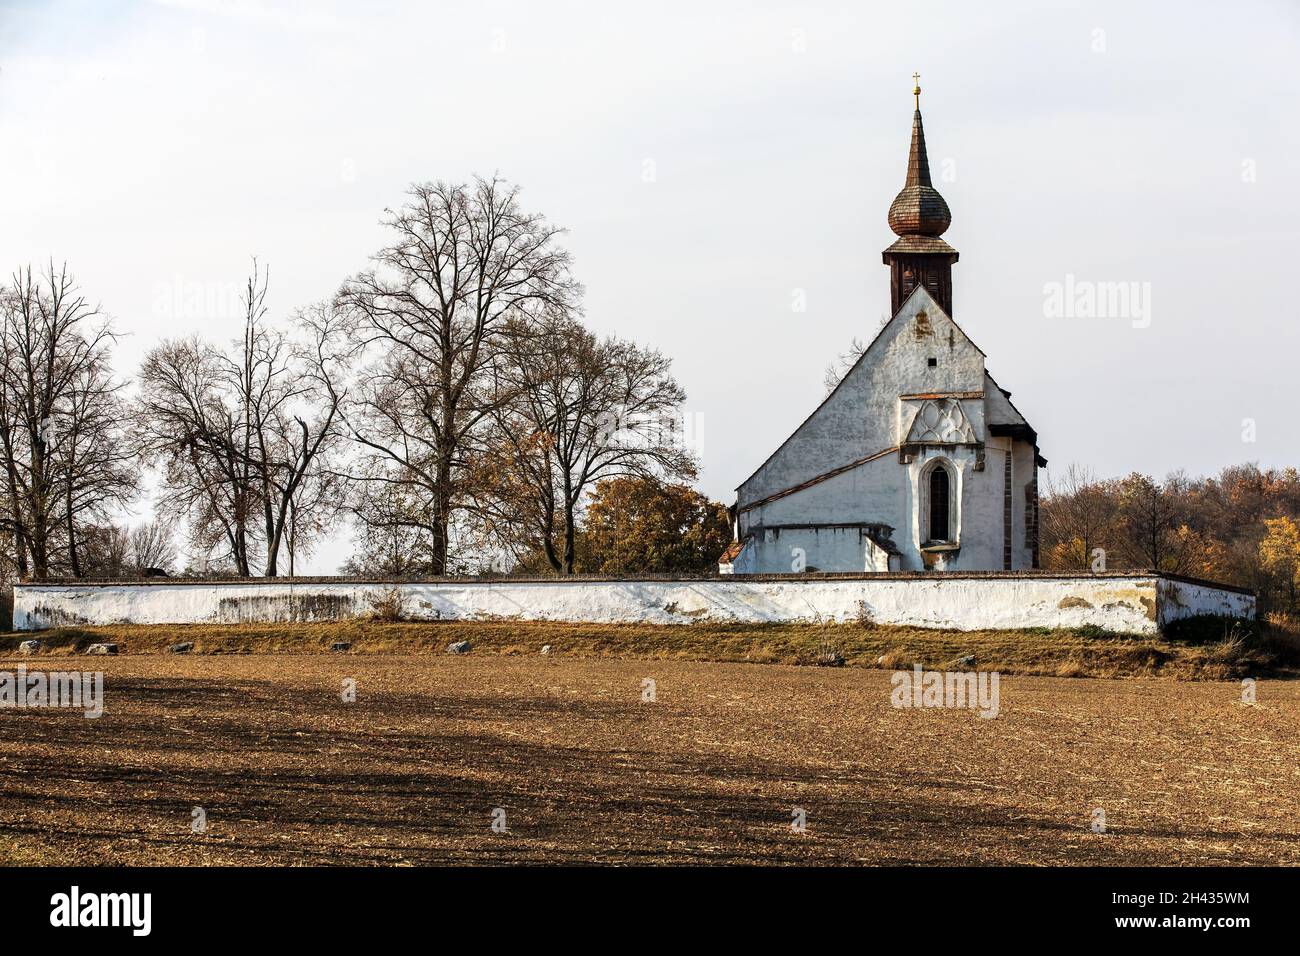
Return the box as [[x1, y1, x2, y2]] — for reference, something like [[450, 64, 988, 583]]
[[733, 286, 1033, 573]]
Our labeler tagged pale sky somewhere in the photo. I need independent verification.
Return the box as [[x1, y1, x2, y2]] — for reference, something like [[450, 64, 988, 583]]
[[3, 0, 1298, 572]]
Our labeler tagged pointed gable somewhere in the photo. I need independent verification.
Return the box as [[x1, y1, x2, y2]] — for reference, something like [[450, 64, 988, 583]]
[[737, 285, 987, 504]]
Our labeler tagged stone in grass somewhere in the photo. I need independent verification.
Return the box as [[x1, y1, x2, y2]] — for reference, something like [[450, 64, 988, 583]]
[[951, 654, 977, 668], [85, 643, 118, 656], [446, 640, 471, 655], [18, 640, 40, 655], [331, 641, 352, 652], [168, 642, 194, 654], [541, 644, 552, 655]]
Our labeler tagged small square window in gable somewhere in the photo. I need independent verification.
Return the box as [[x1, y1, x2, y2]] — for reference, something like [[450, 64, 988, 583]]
[[927, 357, 937, 367]]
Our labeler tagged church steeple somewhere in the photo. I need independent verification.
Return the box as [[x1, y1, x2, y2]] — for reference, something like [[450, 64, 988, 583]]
[[882, 75, 959, 316]]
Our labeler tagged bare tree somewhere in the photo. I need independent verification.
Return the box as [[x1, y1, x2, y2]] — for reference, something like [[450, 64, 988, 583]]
[[0, 263, 135, 578], [231, 289, 348, 576], [340, 482, 440, 575], [59, 356, 137, 575], [135, 334, 260, 573], [822, 316, 889, 394], [0, 283, 30, 578], [80, 523, 131, 577], [1040, 464, 1115, 569], [480, 313, 695, 574], [130, 519, 178, 574], [823, 336, 868, 395], [135, 263, 346, 576], [283, 466, 344, 576], [1116, 472, 1192, 572], [337, 177, 577, 575]]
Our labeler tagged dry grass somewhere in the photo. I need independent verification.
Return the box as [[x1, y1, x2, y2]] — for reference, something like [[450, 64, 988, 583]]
[[2, 616, 1294, 681], [363, 587, 407, 623], [0, 653, 1297, 865]]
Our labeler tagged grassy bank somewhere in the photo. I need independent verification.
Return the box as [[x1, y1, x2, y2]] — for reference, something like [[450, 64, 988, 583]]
[[3, 615, 1297, 681]]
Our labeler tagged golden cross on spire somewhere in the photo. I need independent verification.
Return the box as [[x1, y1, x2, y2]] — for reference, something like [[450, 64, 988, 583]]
[[912, 72, 921, 109]]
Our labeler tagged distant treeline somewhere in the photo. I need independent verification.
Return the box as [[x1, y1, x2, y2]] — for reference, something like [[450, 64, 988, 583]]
[[1041, 463, 1300, 612]]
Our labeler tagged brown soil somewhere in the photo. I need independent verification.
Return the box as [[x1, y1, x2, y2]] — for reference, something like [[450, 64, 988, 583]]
[[1, 653, 1296, 865]]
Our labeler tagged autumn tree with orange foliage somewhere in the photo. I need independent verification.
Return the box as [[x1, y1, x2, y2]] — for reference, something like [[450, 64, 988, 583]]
[[576, 477, 731, 575], [1260, 517, 1300, 611]]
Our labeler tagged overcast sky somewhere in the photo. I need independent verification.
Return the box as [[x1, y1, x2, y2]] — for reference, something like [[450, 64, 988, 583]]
[[3, 0, 1298, 572]]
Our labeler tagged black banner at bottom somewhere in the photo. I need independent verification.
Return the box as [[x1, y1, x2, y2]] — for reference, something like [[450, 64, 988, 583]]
[[0, 865, 1281, 941]]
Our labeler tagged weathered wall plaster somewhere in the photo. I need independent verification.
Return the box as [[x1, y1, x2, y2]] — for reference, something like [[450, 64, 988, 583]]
[[13, 573, 1254, 636]]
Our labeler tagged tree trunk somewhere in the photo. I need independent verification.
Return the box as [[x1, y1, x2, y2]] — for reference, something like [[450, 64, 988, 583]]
[[232, 507, 251, 576], [429, 453, 453, 576], [28, 487, 48, 579], [29, 439, 48, 578], [430, 510, 448, 576], [562, 494, 577, 576], [541, 527, 562, 574], [286, 499, 296, 577], [5, 474, 27, 577], [264, 517, 280, 577], [29, 526, 47, 578], [65, 478, 81, 577]]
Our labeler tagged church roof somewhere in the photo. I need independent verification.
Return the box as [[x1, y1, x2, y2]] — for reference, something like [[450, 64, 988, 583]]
[[717, 541, 746, 564], [882, 235, 959, 259], [985, 369, 1047, 466]]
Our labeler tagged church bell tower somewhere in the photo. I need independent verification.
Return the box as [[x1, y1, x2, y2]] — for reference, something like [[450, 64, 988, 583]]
[[882, 75, 958, 316]]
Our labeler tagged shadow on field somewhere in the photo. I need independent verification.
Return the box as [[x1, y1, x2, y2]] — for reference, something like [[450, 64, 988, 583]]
[[1, 671, 1290, 865]]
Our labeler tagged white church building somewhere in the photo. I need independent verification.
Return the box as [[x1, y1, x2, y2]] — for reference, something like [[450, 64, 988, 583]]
[[722, 84, 1046, 575]]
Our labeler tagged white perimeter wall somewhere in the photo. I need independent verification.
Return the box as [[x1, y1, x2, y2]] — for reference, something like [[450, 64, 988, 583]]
[[13, 575, 1255, 636], [1157, 577, 1257, 628]]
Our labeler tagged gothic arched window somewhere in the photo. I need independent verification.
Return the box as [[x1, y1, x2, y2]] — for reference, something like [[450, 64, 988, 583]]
[[919, 458, 958, 547], [928, 466, 950, 542]]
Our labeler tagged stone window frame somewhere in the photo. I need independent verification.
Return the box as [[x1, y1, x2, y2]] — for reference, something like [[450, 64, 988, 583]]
[[918, 456, 961, 550]]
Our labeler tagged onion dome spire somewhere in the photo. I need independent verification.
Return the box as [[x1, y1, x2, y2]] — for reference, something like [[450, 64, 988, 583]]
[[887, 73, 952, 238]]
